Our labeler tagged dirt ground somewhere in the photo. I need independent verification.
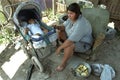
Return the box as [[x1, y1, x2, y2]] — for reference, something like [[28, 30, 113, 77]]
[[0, 34, 120, 80]]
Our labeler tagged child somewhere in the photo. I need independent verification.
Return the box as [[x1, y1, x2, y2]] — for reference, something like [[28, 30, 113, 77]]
[[24, 18, 48, 36], [24, 18, 49, 48]]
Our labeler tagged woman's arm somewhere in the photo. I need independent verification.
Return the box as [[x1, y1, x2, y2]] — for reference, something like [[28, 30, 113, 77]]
[[58, 39, 74, 50], [55, 39, 74, 55], [53, 25, 65, 31]]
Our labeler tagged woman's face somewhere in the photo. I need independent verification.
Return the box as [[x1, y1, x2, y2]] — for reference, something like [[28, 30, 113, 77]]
[[67, 10, 77, 21]]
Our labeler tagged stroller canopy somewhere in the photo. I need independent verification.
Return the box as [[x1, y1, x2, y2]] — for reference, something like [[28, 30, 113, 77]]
[[13, 1, 42, 26]]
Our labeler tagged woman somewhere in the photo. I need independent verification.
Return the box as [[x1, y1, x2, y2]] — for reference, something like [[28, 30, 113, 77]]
[[54, 3, 93, 71]]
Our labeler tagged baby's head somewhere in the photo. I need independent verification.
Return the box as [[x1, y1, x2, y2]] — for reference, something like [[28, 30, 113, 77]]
[[28, 18, 35, 24]]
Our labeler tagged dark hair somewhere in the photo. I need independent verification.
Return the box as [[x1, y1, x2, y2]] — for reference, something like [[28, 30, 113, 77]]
[[67, 3, 82, 18]]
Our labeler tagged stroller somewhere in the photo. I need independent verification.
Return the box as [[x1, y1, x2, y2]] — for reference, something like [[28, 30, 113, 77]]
[[12, 1, 57, 72]]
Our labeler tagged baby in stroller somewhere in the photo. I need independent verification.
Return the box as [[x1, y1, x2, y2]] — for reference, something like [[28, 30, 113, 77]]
[[24, 18, 48, 38], [21, 18, 57, 49]]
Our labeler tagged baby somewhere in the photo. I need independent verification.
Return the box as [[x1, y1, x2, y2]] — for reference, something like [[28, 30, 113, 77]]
[[24, 18, 48, 36], [24, 18, 49, 47]]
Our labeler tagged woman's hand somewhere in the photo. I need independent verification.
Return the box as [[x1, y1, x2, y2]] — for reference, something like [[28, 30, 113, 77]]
[[55, 47, 62, 56], [52, 25, 65, 31], [55, 40, 74, 56], [52, 25, 59, 29]]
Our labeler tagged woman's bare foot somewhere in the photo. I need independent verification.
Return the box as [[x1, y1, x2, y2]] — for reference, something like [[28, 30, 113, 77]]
[[55, 64, 66, 72]]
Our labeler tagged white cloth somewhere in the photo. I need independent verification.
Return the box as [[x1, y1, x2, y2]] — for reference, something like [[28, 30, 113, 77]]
[[100, 64, 115, 80], [27, 23, 44, 35]]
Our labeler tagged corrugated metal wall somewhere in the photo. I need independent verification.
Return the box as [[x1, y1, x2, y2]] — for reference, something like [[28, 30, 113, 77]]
[[90, 0, 120, 30], [99, 0, 120, 20]]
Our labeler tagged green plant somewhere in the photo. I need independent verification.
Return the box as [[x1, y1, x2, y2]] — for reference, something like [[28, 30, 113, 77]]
[[0, 7, 15, 44], [42, 8, 61, 21], [0, 24, 15, 44]]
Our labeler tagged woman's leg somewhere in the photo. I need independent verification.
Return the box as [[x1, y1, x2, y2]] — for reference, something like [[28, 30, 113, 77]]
[[56, 44, 75, 71]]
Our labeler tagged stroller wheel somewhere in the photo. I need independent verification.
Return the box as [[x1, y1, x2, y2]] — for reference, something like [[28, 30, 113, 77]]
[[31, 56, 44, 72]]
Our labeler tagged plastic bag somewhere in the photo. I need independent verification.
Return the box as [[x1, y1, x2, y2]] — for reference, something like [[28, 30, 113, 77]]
[[91, 64, 104, 76]]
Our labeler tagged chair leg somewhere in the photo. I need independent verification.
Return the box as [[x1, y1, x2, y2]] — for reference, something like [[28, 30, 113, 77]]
[[89, 52, 97, 61]]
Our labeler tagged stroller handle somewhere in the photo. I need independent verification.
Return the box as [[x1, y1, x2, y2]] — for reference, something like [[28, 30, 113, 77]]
[[4, 2, 21, 21]]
